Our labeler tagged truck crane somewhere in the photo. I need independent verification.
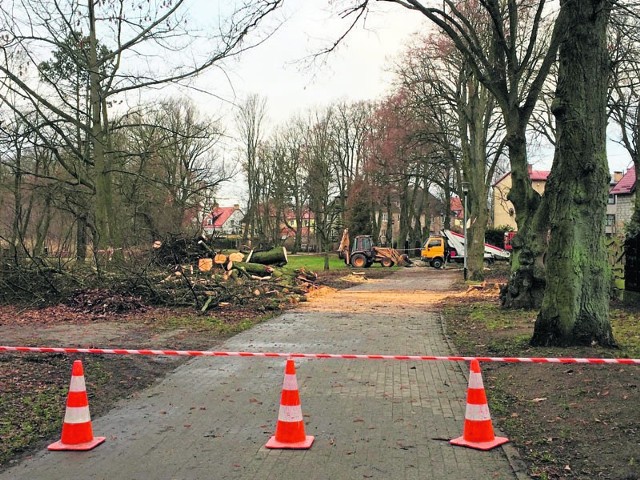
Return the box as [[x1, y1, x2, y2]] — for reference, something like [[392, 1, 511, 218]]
[[421, 230, 510, 269]]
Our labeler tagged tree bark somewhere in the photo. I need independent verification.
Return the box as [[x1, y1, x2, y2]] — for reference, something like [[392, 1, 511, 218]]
[[500, 118, 547, 309], [232, 261, 274, 276], [246, 246, 288, 266], [531, 0, 615, 347]]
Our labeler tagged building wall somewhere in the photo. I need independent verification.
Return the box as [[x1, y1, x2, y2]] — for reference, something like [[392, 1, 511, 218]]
[[222, 210, 244, 234], [606, 195, 617, 235], [203, 209, 244, 236], [617, 194, 636, 229], [492, 175, 547, 229]]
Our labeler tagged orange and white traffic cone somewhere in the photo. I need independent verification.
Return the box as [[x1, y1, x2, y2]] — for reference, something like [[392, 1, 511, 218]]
[[265, 358, 314, 449], [48, 360, 106, 451], [450, 359, 508, 451]]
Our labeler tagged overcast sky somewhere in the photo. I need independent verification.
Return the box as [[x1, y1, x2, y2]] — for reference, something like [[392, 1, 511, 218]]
[[184, 1, 633, 202], [192, 2, 429, 126]]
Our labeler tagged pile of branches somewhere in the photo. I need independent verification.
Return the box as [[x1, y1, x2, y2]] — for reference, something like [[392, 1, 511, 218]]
[[118, 264, 317, 313], [67, 289, 146, 315], [0, 242, 320, 316], [152, 234, 217, 266], [0, 261, 81, 305]]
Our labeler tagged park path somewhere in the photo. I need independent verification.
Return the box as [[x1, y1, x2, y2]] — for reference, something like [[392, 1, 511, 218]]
[[1, 267, 526, 480]]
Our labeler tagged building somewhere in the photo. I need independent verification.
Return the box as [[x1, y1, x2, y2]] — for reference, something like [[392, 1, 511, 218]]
[[492, 165, 550, 229], [202, 205, 243, 236], [449, 196, 464, 231], [608, 169, 636, 235], [279, 209, 316, 251]]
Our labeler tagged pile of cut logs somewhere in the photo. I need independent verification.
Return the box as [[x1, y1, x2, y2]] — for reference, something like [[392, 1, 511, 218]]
[[198, 246, 288, 280]]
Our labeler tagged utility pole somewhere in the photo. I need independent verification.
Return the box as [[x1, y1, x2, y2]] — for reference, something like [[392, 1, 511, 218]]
[[462, 182, 469, 280]]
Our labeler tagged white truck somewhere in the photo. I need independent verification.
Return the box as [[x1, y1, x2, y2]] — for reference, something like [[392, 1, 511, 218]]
[[421, 229, 510, 268]]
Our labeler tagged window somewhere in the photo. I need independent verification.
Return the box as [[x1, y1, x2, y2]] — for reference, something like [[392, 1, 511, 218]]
[[206, 218, 212, 226], [606, 214, 615, 227], [381, 213, 388, 222], [608, 195, 616, 205], [428, 239, 442, 248]]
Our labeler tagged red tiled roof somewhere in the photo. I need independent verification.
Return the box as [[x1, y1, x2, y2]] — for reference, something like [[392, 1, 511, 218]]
[[530, 170, 550, 181], [492, 170, 550, 186], [450, 196, 463, 213], [284, 209, 314, 221], [211, 207, 236, 228], [280, 226, 312, 238], [610, 168, 636, 195]]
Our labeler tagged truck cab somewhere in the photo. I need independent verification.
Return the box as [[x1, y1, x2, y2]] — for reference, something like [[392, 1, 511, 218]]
[[421, 229, 510, 269], [421, 236, 448, 268]]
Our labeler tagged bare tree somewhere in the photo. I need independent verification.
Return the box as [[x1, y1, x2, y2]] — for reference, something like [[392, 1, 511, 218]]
[[609, 4, 640, 232], [236, 94, 268, 246], [395, 31, 506, 279], [0, 0, 282, 252], [329, 101, 372, 216], [304, 108, 341, 269], [114, 98, 230, 243], [314, 0, 617, 346], [273, 120, 312, 252]]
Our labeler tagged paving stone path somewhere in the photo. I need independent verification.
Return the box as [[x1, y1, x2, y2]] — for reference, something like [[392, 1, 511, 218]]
[[1, 267, 526, 480]]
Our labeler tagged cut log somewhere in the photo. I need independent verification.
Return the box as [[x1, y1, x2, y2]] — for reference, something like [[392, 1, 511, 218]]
[[214, 253, 227, 265], [201, 296, 214, 313], [228, 252, 244, 263], [296, 275, 316, 285], [246, 246, 288, 266], [198, 258, 213, 272], [232, 261, 274, 276]]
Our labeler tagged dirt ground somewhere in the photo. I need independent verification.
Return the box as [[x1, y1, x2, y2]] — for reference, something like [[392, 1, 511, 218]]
[[439, 278, 640, 480], [1, 266, 639, 480], [0, 268, 394, 469]]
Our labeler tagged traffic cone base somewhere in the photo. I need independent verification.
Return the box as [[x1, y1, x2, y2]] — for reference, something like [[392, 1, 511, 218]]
[[265, 434, 314, 449], [450, 434, 508, 451], [48, 360, 105, 452], [265, 359, 314, 450], [48, 436, 106, 451], [450, 360, 508, 451]]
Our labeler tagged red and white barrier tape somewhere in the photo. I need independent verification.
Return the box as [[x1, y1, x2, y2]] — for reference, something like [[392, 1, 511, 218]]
[[0, 346, 638, 364]]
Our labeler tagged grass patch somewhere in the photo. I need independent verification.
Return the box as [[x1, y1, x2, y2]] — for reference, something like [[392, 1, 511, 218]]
[[282, 253, 349, 273], [0, 388, 66, 464], [282, 253, 400, 274], [610, 307, 640, 358]]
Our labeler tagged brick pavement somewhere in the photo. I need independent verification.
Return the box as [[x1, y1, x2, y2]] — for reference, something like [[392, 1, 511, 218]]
[[0, 268, 526, 480]]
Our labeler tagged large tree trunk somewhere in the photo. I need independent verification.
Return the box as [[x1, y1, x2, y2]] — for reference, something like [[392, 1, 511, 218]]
[[89, 1, 113, 250], [531, 0, 615, 347], [467, 190, 489, 282], [500, 118, 547, 309]]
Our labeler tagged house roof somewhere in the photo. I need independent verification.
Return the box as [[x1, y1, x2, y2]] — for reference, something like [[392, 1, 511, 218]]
[[284, 209, 314, 221], [280, 226, 312, 238], [492, 169, 550, 187], [211, 207, 237, 228], [530, 170, 550, 181], [450, 196, 463, 214], [610, 168, 636, 195]]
